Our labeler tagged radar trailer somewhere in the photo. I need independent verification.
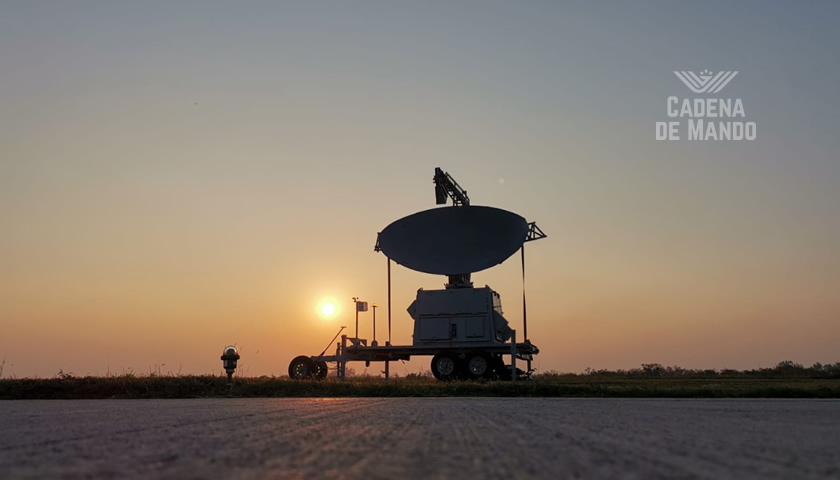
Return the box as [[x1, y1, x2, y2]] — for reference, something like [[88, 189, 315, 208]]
[[288, 167, 546, 381]]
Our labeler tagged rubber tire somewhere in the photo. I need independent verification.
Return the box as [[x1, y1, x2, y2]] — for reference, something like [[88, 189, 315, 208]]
[[465, 352, 491, 379], [313, 360, 329, 380], [288, 355, 317, 379], [431, 352, 459, 381]]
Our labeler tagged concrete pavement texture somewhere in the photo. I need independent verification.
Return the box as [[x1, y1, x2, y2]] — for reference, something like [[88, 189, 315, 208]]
[[1, 398, 838, 480]]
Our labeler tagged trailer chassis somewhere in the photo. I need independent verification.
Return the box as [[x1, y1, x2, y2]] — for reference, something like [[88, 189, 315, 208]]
[[288, 330, 538, 381]]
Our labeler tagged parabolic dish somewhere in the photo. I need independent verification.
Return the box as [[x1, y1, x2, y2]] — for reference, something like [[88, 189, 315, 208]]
[[377, 206, 529, 275]]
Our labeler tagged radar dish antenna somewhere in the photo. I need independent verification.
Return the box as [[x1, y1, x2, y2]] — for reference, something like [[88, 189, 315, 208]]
[[375, 167, 545, 288], [376, 205, 529, 276]]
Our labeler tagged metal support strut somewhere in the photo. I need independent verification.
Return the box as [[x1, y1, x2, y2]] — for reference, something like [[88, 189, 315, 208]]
[[510, 330, 517, 382], [386, 257, 392, 380]]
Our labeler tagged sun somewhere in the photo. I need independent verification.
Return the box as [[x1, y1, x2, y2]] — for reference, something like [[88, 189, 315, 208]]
[[320, 302, 337, 317]]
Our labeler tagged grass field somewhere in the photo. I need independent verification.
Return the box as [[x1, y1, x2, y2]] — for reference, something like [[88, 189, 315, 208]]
[[1, 374, 838, 399]]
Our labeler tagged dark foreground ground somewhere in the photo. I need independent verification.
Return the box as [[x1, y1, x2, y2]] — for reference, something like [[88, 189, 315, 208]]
[[1, 398, 838, 480], [2, 376, 839, 399]]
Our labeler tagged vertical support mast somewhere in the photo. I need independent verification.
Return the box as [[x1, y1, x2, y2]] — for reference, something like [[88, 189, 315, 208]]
[[353, 297, 360, 339], [521, 245, 527, 342], [387, 257, 392, 345], [435, 168, 471, 289], [386, 257, 392, 381]]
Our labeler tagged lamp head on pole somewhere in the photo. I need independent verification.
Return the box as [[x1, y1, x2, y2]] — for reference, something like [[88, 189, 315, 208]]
[[221, 345, 240, 375]]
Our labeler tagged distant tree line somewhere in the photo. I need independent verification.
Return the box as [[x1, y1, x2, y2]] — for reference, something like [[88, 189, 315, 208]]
[[538, 361, 840, 379]]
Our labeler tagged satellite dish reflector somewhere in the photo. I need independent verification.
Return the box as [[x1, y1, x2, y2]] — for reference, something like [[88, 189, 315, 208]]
[[377, 206, 529, 275]]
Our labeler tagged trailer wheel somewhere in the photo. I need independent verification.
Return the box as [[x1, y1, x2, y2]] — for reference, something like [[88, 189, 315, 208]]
[[431, 353, 459, 381], [288, 355, 316, 379], [313, 360, 329, 380], [465, 353, 491, 379]]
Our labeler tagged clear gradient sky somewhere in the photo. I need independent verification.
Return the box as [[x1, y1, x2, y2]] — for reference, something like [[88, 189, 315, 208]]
[[2, 1, 838, 378]]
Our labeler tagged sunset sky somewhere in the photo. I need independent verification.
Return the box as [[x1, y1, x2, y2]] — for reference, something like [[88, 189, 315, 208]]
[[2, 2, 838, 378]]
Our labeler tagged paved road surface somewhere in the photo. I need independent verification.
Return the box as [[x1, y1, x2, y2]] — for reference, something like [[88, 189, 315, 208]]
[[2, 398, 838, 479]]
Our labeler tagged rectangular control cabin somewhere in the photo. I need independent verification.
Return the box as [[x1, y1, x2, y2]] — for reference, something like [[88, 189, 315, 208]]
[[407, 286, 514, 346]]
